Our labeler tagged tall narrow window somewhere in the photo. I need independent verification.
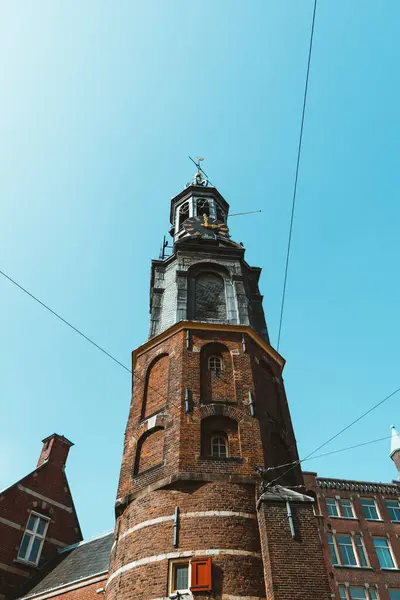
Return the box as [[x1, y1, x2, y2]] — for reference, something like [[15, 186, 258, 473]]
[[354, 535, 368, 567], [169, 560, 190, 595], [373, 538, 396, 569], [338, 587, 348, 600], [216, 204, 225, 223], [327, 534, 339, 565], [386, 500, 400, 522], [211, 435, 228, 458], [208, 356, 222, 376], [18, 512, 49, 565], [341, 499, 354, 518], [360, 498, 380, 520], [196, 198, 210, 218], [178, 202, 190, 232], [337, 534, 357, 566], [326, 498, 339, 517]]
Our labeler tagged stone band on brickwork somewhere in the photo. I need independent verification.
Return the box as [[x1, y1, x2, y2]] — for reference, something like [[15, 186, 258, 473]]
[[117, 510, 257, 543], [106, 549, 262, 587]]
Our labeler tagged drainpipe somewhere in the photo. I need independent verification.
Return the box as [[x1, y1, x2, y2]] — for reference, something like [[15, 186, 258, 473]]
[[248, 390, 255, 417], [286, 500, 295, 537], [173, 506, 180, 548]]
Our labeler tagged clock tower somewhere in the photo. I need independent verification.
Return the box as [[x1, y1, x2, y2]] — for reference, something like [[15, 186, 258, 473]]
[[105, 172, 331, 600]]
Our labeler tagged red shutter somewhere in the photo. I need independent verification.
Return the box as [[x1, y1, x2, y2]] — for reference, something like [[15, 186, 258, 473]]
[[190, 557, 212, 591]]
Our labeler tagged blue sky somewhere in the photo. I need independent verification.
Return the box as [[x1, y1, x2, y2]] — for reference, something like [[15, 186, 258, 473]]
[[1, 1, 399, 538]]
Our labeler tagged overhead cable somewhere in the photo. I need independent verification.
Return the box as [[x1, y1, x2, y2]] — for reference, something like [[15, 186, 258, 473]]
[[277, 0, 318, 351]]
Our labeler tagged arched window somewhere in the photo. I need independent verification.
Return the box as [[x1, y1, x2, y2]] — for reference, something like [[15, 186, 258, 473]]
[[196, 198, 210, 217], [216, 204, 225, 223], [201, 416, 239, 458], [195, 273, 226, 320], [211, 434, 228, 458], [178, 202, 190, 231], [134, 427, 165, 475], [141, 354, 169, 419], [208, 356, 222, 376]]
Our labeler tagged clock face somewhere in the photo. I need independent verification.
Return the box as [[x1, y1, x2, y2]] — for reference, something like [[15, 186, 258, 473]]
[[183, 215, 230, 239]]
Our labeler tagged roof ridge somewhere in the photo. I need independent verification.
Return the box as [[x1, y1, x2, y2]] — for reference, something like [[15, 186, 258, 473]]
[[58, 530, 114, 554]]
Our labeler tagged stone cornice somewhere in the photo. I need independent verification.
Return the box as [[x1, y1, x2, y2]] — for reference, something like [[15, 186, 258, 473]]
[[132, 321, 285, 371]]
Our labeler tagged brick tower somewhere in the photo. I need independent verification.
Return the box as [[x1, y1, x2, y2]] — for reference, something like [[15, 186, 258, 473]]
[[105, 171, 331, 600]]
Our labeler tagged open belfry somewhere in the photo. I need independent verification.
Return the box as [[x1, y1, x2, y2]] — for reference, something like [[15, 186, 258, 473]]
[[104, 169, 331, 600]]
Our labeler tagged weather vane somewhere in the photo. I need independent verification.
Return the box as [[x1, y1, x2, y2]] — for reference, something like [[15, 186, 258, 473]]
[[187, 156, 210, 187]]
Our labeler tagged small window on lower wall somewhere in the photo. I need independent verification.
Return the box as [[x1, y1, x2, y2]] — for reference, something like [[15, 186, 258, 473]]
[[169, 560, 190, 596], [389, 590, 400, 600], [338, 585, 378, 600], [169, 557, 212, 596]]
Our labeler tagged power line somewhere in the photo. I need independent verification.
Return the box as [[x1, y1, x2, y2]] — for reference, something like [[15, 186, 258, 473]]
[[0, 268, 168, 404], [277, 0, 318, 352], [261, 433, 393, 475], [265, 386, 400, 488], [303, 433, 392, 463]]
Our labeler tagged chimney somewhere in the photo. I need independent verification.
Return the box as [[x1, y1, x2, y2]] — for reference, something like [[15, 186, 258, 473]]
[[390, 426, 400, 479], [37, 434, 74, 468]]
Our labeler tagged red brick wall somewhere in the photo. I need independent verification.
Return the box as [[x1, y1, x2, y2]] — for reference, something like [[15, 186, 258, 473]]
[[200, 342, 235, 403], [110, 324, 306, 600], [141, 353, 169, 419], [257, 498, 331, 600], [0, 459, 81, 599], [107, 481, 264, 600], [43, 579, 106, 600], [200, 415, 239, 458], [304, 472, 400, 600], [135, 427, 165, 474]]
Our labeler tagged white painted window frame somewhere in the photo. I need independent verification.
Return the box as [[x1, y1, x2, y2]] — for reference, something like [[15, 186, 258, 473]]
[[338, 584, 379, 600], [373, 536, 398, 570], [329, 532, 369, 568], [168, 558, 191, 597], [18, 511, 50, 566], [326, 496, 355, 519], [385, 499, 400, 523], [208, 355, 223, 375], [210, 434, 229, 458], [360, 497, 382, 521]]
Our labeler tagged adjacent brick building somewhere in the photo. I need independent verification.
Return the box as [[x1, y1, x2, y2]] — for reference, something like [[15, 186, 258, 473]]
[[304, 427, 400, 600], [2, 173, 399, 600], [0, 435, 82, 600]]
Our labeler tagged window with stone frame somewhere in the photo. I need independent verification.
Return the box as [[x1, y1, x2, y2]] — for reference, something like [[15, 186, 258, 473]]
[[194, 272, 226, 321], [178, 201, 190, 232]]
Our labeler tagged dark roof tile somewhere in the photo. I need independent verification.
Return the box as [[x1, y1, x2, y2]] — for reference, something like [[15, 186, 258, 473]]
[[20, 532, 113, 598]]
